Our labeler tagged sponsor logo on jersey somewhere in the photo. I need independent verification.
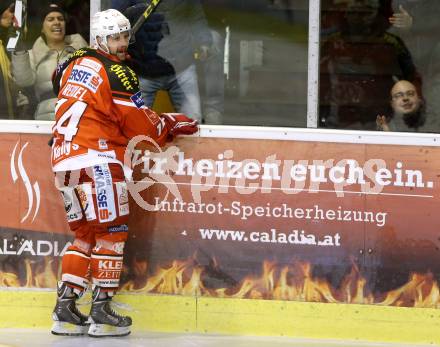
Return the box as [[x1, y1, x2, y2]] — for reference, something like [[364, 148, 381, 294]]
[[71, 48, 87, 58], [109, 64, 138, 92], [68, 65, 103, 93], [96, 254, 123, 283], [98, 259, 123, 271], [89, 75, 102, 89], [77, 183, 97, 222], [61, 191, 72, 213], [88, 149, 117, 160], [97, 152, 116, 160], [130, 91, 145, 109], [79, 58, 102, 73], [53, 142, 79, 161], [55, 49, 87, 76], [98, 139, 108, 150], [142, 108, 161, 126], [116, 182, 129, 216], [67, 212, 81, 222], [53, 141, 73, 160], [76, 185, 89, 211], [61, 189, 83, 222], [108, 224, 129, 233], [93, 164, 117, 223]]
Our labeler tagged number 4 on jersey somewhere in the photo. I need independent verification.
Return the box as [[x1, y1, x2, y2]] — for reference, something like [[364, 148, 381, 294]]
[[54, 99, 88, 142]]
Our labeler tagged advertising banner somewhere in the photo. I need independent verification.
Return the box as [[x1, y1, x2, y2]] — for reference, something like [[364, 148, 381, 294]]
[[1, 133, 439, 308]]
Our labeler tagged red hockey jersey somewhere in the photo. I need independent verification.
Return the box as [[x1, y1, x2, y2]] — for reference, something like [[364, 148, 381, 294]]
[[51, 48, 168, 175]]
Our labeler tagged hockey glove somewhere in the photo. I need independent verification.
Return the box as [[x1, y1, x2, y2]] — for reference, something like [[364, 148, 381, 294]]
[[160, 113, 199, 139]]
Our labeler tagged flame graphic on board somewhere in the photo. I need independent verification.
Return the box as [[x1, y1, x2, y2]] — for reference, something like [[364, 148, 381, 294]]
[[0, 258, 58, 288], [10, 141, 41, 223], [120, 258, 440, 308], [1, 256, 439, 309]]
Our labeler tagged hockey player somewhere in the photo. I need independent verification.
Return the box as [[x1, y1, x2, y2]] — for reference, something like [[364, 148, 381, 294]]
[[50, 9, 198, 337]]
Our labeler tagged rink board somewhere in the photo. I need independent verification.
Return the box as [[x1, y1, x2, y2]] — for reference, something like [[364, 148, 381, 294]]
[[2, 123, 440, 345], [0, 290, 440, 345]]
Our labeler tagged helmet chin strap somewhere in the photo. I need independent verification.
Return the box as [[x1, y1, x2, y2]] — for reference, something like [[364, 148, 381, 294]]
[[96, 36, 110, 54]]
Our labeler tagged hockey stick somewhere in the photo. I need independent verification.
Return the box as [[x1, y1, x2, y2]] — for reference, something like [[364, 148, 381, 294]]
[[131, 0, 162, 35]]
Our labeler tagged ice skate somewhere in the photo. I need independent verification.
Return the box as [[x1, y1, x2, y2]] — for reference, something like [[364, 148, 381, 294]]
[[51, 282, 89, 336], [88, 286, 132, 337]]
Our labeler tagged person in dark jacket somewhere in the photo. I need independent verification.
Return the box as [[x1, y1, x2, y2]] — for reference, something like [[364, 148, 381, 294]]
[[319, 0, 421, 130], [389, 0, 440, 78], [388, 0, 440, 133], [112, 0, 212, 122]]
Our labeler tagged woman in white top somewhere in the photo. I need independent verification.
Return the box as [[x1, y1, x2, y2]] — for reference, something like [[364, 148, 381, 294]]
[[12, 3, 87, 120]]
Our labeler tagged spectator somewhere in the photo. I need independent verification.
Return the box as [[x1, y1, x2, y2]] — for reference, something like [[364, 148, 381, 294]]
[[418, 42, 440, 133], [388, 0, 440, 133], [11, 3, 87, 120], [199, 28, 224, 124], [376, 80, 424, 131], [59, 0, 90, 40], [198, 0, 229, 124], [112, 0, 212, 123], [319, 0, 420, 130], [388, 0, 440, 77], [321, 0, 349, 38], [0, 3, 15, 118]]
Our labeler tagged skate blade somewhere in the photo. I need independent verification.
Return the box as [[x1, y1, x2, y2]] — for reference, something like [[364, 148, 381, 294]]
[[88, 323, 131, 337], [51, 321, 89, 336]]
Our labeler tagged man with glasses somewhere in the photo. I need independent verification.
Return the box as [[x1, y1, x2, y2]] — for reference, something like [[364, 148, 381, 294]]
[[376, 80, 425, 131]]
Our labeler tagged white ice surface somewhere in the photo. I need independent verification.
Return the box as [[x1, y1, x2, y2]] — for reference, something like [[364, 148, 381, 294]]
[[0, 329, 435, 347]]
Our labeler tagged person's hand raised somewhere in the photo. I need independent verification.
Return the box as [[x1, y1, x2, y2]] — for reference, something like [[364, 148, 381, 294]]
[[376, 115, 391, 132], [389, 5, 413, 30]]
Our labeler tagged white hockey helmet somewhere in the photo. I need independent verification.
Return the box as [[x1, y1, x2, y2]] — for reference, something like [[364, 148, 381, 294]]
[[90, 9, 131, 53]]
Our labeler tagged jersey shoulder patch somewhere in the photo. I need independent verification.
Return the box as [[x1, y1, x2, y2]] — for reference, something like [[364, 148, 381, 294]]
[[107, 63, 140, 95], [53, 48, 104, 95]]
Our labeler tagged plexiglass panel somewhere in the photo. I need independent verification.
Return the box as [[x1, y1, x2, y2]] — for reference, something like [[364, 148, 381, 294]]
[[319, 0, 440, 133], [101, 0, 310, 127], [0, 1, 90, 120]]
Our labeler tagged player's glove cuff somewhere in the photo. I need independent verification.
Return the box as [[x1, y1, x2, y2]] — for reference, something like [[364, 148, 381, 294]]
[[160, 113, 199, 139]]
